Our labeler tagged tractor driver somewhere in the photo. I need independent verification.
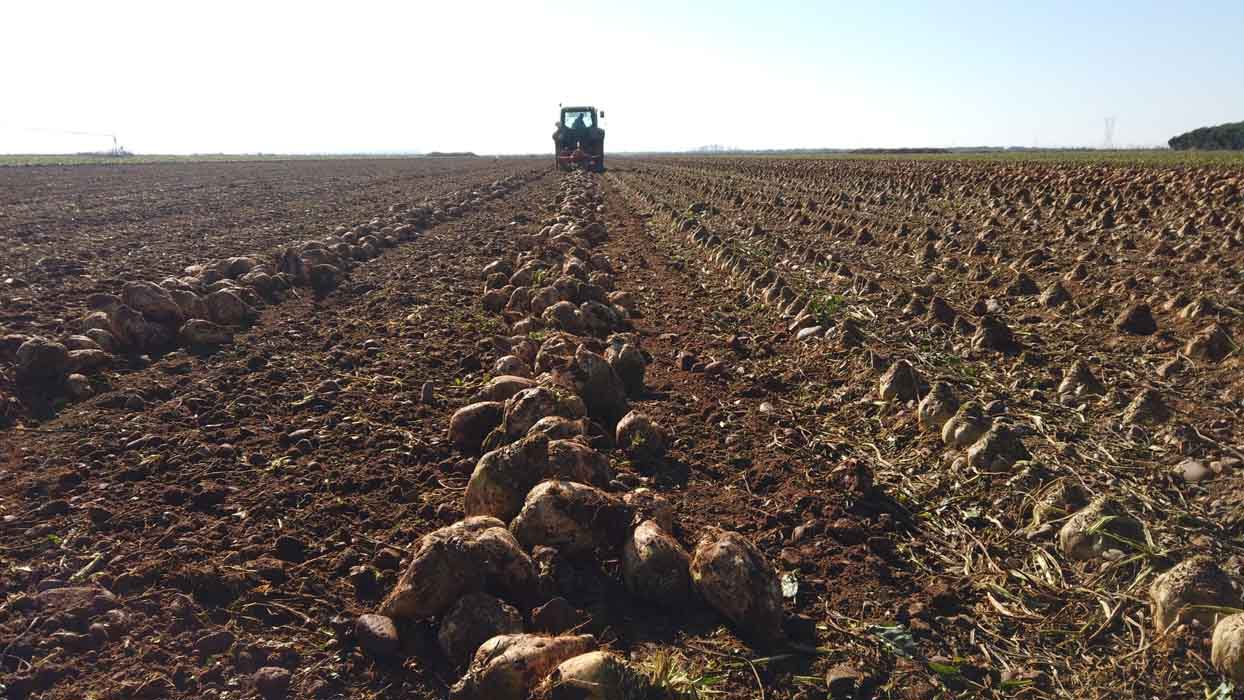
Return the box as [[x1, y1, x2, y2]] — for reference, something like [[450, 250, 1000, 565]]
[[571, 112, 587, 130]]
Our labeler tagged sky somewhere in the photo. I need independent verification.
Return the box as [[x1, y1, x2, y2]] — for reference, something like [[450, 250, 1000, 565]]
[[3, 0, 1243, 154]]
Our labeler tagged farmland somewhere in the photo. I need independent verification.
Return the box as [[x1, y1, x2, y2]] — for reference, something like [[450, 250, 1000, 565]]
[[2, 154, 1243, 700], [0, 155, 484, 167]]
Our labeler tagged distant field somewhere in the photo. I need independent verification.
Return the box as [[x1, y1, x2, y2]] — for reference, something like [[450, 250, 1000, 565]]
[[758, 149, 1244, 166], [0, 153, 460, 167], [6, 149, 1243, 169], [910, 149, 1244, 165]]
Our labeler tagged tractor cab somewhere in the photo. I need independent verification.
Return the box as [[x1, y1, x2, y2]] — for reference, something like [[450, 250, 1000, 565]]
[[553, 105, 605, 172]]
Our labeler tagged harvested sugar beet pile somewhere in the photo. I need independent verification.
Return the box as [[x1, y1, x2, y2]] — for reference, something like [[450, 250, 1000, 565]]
[[364, 172, 788, 699]]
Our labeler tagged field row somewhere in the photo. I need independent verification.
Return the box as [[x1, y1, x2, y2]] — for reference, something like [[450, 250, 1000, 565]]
[[0, 158, 546, 339], [610, 156, 1244, 697]]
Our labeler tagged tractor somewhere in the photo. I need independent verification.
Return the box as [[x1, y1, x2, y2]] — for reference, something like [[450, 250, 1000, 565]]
[[553, 105, 605, 172]]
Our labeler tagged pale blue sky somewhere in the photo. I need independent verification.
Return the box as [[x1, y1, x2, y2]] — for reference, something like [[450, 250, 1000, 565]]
[[3, 0, 1242, 154]]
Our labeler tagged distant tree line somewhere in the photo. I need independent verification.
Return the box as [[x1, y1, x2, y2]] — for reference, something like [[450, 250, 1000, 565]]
[[1169, 121, 1244, 150]]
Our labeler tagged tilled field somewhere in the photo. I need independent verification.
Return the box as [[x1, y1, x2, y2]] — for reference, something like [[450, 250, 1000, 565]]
[[1, 156, 1243, 700], [0, 158, 539, 339]]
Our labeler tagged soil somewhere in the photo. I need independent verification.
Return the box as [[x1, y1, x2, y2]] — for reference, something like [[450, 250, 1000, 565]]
[[0, 158, 534, 338], [2, 156, 1243, 700]]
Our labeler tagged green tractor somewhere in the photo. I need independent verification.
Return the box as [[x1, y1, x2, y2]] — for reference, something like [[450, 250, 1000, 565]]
[[553, 105, 605, 172]]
